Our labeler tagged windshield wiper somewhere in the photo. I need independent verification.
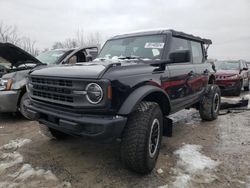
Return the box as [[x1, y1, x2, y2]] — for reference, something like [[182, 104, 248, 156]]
[[117, 56, 143, 61]]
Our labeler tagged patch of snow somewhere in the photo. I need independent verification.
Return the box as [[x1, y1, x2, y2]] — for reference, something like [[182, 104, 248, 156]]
[[10, 164, 58, 181], [174, 144, 218, 173], [243, 94, 250, 108], [172, 174, 191, 188], [159, 144, 219, 188], [157, 168, 164, 174], [158, 185, 168, 188], [0, 182, 19, 188], [245, 176, 250, 188], [1, 138, 31, 151], [0, 138, 71, 188], [221, 96, 242, 101], [0, 152, 23, 173]]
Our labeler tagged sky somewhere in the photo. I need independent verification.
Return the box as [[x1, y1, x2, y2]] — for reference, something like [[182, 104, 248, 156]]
[[0, 0, 250, 60]]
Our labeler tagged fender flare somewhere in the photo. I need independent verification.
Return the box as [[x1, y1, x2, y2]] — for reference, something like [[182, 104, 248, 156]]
[[117, 85, 171, 115]]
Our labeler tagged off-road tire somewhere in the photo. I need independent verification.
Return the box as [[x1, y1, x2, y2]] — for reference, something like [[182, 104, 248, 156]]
[[244, 79, 249, 91], [121, 101, 163, 174], [20, 92, 33, 120], [39, 124, 68, 140], [199, 85, 221, 121]]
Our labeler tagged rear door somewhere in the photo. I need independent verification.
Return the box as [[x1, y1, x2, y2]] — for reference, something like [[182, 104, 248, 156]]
[[164, 37, 196, 112], [191, 41, 209, 96]]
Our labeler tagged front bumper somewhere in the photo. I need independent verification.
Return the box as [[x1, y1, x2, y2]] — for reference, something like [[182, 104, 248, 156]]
[[26, 103, 127, 140], [0, 90, 20, 112], [215, 80, 240, 92]]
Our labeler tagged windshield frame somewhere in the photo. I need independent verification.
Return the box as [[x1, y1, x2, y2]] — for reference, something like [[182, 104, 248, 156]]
[[98, 34, 168, 61]]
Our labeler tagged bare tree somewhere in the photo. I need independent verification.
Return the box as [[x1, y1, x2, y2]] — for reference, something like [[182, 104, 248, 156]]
[[0, 22, 39, 56], [52, 30, 103, 50], [52, 42, 64, 50], [21, 37, 39, 56], [0, 22, 20, 44]]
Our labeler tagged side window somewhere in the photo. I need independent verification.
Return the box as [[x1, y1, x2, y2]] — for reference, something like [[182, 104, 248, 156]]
[[191, 41, 203, 64], [170, 37, 189, 52]]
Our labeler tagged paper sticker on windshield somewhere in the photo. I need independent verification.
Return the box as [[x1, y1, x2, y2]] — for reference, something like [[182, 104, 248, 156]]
[[144, 42, 164, 49]]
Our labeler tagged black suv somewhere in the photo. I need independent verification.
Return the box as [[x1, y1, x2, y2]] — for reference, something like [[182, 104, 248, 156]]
[[26, 29, 220, 174]]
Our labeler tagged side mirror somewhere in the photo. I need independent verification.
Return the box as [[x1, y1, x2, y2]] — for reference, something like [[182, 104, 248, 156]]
[[243, 67, 248, 71], [169, 50, 190, 63], [212, 64, 216, 72]]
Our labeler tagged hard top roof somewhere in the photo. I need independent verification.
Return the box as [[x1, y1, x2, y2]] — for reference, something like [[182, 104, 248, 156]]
[[110, 29, 212, 44]]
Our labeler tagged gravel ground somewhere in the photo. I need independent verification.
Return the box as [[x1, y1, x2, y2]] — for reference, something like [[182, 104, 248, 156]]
[[0, 92, 249, 188]]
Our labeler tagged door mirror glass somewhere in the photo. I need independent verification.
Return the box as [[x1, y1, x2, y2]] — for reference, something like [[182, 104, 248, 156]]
[[169, 50, 190, 63]]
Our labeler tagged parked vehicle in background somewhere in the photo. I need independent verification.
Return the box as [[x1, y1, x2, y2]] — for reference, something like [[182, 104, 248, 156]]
[[0, 64, 7, 77], [0, 42, 98, 119], [246, 61, 250, 68], [214, 60, 249, 96], [26, 29, 220, 174]]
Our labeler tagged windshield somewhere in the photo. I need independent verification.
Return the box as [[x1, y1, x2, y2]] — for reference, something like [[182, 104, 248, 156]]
[[215, 61, 240, 71], [36, 50, 67, 65], [98, 35, 166, 60]]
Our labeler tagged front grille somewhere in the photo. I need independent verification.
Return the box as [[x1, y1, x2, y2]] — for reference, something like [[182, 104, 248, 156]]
[[29, 76, 77, 105], [29, 76, 107, 109], [32, 77, 72, 87], [33, 90, 73, 102]]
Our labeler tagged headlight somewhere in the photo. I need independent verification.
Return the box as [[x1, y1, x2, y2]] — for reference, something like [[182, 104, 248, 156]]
[[85, 83, 103, 104], [227, 75, 239, 80], [0, 79, 13, 91]]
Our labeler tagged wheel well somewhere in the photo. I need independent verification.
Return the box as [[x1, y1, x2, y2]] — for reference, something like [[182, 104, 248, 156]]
[[17, 87, 26, 107], [142, 91, 171, 115], [208, 75, 215, 84]]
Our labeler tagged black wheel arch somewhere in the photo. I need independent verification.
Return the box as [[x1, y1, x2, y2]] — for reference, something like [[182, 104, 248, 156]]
[[118, 85, 171, 116], [208, 74, 216, 84]]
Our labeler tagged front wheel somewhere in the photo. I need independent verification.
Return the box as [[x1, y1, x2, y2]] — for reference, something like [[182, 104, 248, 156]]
[[199, 85, 221, 121], [20, 92, 33, 120], [120, 101, 163, 174]]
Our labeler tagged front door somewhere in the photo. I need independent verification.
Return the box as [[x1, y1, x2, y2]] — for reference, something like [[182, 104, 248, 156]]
[[161, 37, 196, 112]]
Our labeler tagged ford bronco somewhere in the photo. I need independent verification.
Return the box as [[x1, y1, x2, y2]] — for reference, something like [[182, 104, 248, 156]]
[[26, 29, 220, 174]]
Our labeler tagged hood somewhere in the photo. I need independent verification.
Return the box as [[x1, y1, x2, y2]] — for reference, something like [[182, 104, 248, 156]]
[[215, 69, 239, 76], [0, 43, 42, 68], [30, 59, 156, 80], [30, 62, 108, 79]]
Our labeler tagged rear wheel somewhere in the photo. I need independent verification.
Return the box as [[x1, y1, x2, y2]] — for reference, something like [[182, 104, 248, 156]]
[[199, 85, 221, 121], [120, 101, 163, 174]]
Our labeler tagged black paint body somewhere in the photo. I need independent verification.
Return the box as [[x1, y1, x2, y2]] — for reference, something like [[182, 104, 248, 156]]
[[27, 30, 215, 139]]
